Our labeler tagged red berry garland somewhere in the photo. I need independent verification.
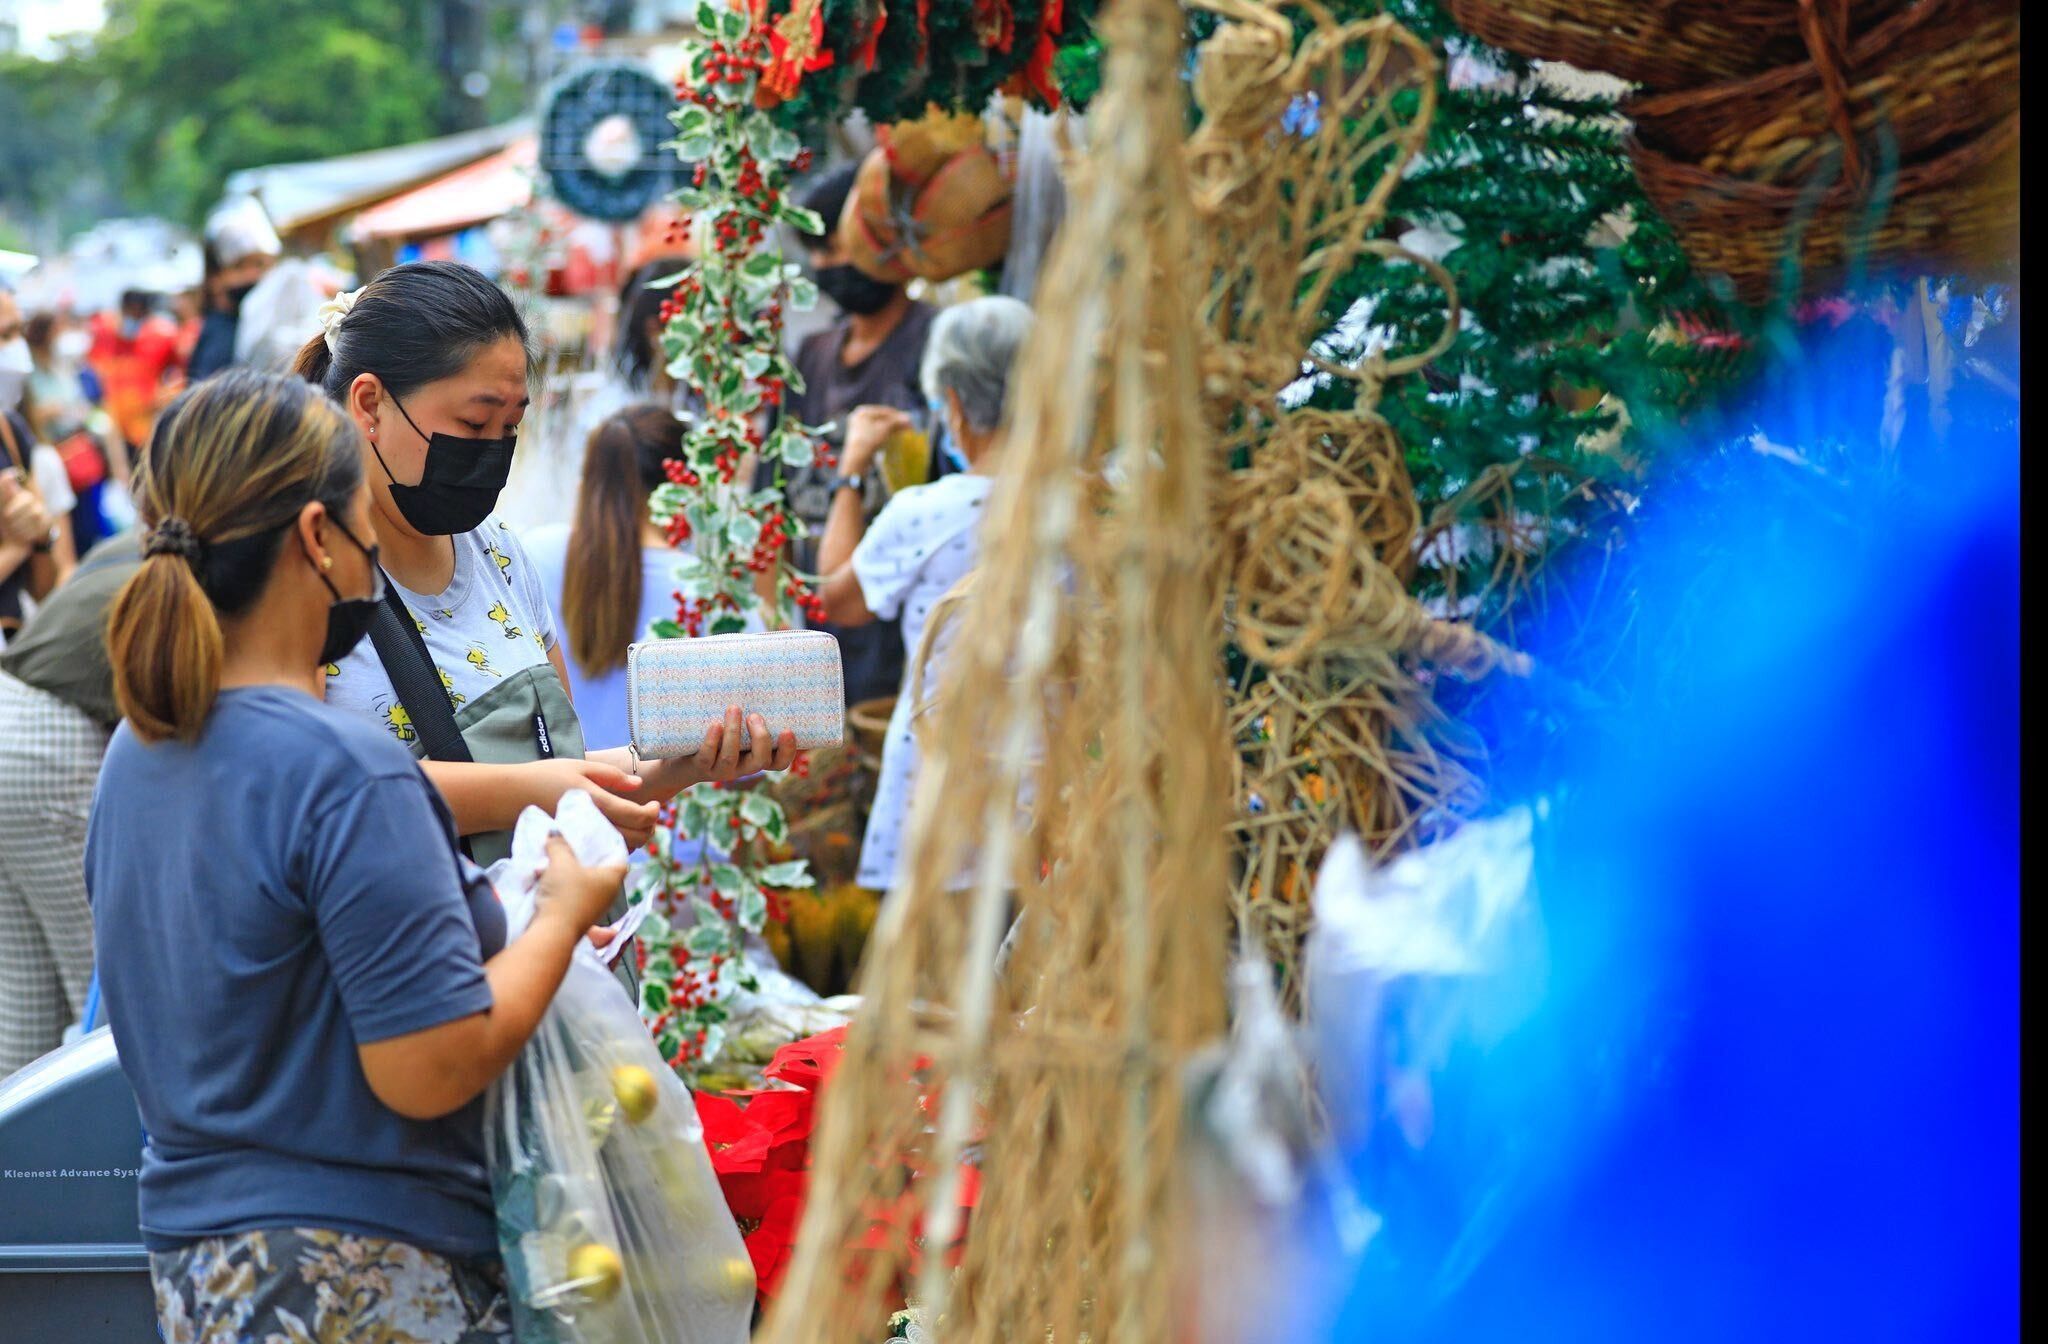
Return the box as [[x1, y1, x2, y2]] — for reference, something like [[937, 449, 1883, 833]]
[[633, 2, 829, 1077]]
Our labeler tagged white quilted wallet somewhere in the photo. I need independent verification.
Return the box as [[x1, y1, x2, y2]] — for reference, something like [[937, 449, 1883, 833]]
[[625, 631, 846, 758]]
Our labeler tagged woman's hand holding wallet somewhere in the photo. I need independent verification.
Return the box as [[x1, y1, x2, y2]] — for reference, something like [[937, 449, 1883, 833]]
[[519, 708, 800, 850], [630, 704, 802, 800]]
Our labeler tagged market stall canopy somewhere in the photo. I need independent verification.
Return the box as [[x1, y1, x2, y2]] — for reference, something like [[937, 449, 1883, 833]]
[[345, 137, 539, 245], [224, 120, 532, 240], [0, 249, 38, 283]]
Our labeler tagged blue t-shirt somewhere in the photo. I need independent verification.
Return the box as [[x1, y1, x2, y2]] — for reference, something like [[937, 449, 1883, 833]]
[[84, 686, 508, 1259]]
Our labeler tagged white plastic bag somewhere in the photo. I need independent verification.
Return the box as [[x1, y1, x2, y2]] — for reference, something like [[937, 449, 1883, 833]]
[[484, 791, 755, 1343], [717, 959, 854, 1067], [1304, 814, 1539, 1151], [233, 257, 348, 373]]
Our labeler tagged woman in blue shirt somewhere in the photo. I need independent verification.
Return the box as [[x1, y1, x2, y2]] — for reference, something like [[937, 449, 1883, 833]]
[[86, 370, 625, 1343]]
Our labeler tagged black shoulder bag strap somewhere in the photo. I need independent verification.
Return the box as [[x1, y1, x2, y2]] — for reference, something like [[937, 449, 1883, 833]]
[[365, 579, 472, 764], [364, 580, 476, 860]]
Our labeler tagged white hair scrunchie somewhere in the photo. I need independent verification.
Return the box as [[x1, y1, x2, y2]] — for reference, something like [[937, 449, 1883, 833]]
[[316, 287, 362, 355]]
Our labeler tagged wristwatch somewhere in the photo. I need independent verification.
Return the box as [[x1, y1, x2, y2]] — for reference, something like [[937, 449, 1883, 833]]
[[832, 471, 866, 496], [30, 524, 57, 555]]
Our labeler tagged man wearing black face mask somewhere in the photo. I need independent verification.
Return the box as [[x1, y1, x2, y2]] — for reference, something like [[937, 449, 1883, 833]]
[[188, 196, 283, 382], [760, 162, 945, 707]]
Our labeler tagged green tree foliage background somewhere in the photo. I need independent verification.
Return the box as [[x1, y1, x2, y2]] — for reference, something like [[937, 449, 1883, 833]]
[[0, 45, 136, 246], [1049, 0, 1754, 795], [0, 1, 456, 238], [94, 0, 445, 224]]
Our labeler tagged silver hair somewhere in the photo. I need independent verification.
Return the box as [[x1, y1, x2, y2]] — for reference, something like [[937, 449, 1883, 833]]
[[919, 295, 1035, 434]]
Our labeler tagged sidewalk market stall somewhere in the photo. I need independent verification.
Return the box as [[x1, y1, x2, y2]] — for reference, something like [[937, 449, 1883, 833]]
[[0, 2, 2015, 1340], [222, 120, 533, 256], [341, 134, 641, 299]]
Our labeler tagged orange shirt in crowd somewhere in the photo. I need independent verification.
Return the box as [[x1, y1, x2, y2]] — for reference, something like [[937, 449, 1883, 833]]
[[175, 314, 204, 365], [88, 312, 185, 449]]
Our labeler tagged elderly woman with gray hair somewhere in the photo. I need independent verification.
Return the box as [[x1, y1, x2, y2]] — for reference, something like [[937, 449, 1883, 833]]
[[816, 294, 1035, 892]]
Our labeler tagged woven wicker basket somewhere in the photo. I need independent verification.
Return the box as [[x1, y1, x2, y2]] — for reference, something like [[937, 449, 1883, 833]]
[[1632, 112, 2017, 305], [845, 695, 896, 771], [1629, 3, 2018, 183], [1444, 0, 1915, 91], [1623, 0, 2018, 304]]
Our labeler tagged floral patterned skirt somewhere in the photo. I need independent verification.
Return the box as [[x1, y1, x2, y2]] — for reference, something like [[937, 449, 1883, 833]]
[[148, 1226, 510, 1344]]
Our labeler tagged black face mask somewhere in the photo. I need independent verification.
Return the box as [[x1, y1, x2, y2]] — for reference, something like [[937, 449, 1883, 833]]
[[813, 264, 899, 316], [224, 282, 258, 310], [309, 517, 385, 667], [371, 395, 517, 536]]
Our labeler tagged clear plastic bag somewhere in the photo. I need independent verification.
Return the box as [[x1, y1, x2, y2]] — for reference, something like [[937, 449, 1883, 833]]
[[485, 791, 755, 1343], [998, 102, 1072, 304]]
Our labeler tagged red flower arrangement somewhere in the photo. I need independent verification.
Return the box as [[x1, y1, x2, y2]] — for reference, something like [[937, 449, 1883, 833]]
[[694, 1025, 979, 1309], [695, 1027, 847, 1301]]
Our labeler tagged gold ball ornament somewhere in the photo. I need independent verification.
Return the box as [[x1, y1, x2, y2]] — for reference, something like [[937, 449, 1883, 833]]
[[699, 1254, 757, 1303], [610, 1065, 659, 1124], [567, 1241, 625, 1304]]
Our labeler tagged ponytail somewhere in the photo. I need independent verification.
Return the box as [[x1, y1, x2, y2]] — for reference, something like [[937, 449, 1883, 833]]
[[103, 369, 364, 744], [292, 330, 333, 388], [107, 549, 225, 744]]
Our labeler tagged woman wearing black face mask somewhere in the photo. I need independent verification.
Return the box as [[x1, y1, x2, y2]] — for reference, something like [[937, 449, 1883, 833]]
[[88, 369, 630, 1341], [293, 261, 799, 872]]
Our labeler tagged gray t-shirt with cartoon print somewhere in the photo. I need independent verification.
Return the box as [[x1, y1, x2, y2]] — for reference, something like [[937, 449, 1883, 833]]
[[324, 515, 585, 866]]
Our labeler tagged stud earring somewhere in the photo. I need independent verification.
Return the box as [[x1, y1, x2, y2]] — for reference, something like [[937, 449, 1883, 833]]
[[321, 556, 333, 570]]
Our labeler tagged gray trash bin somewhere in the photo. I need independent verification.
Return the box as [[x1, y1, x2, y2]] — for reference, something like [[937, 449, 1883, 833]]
[[0, 1028, 155, 1336]]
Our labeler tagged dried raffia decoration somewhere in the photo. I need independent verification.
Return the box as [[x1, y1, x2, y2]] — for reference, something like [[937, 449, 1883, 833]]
[[755, 0, 1233, 1338], [758, 0, 1550, 1332], [1184, 0, 1529, 997]]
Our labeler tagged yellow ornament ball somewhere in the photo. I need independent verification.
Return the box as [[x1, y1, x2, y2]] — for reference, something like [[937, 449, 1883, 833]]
[[716, 1254, 757, 1301], [567, 1241, 625, 1304], [610, 1065, 660, 1124]]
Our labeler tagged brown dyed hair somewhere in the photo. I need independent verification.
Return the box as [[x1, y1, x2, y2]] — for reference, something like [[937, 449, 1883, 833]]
[[562, 404, 683, 679], [107, 369, 363, 742]]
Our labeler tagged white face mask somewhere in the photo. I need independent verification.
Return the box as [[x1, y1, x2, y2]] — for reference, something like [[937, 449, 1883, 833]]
[[0, 338, 32, 410]]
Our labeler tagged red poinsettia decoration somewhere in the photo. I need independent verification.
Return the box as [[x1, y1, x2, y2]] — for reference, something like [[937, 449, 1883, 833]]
[[755, 0, 837, 103], [852, 1162, 981, 1284], [763, 1024, 849, 1091], [694, 1025, 979, 1309], [697, 1087, 817, 1172], [719, 1167, 809, 1299], [696, 1026, 851, 1303], [1015, 0, 1066, 107]]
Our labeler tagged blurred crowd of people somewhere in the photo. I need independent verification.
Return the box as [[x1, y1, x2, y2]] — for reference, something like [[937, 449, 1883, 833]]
[[0, 196, 303, 603]]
